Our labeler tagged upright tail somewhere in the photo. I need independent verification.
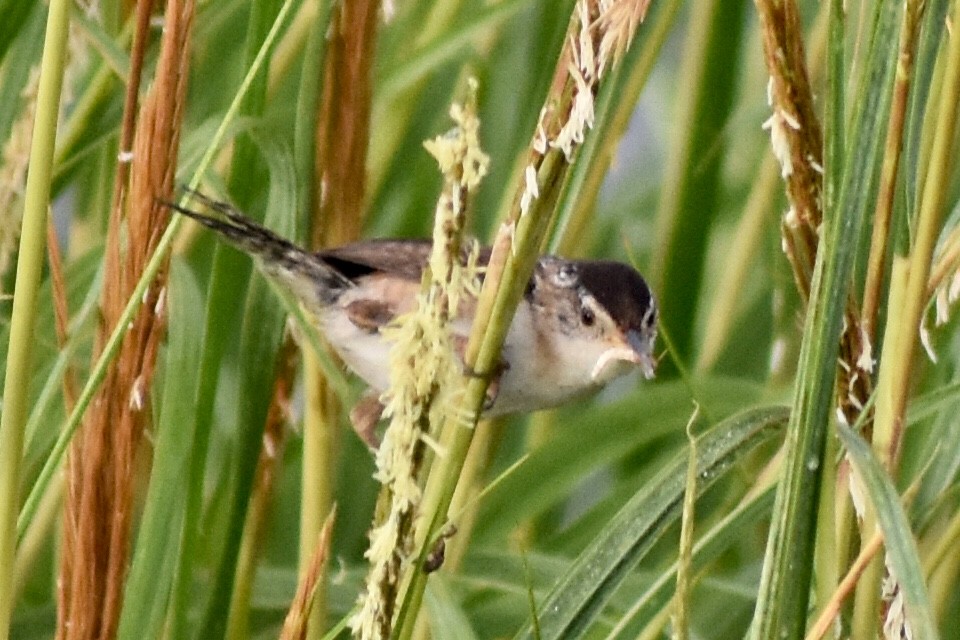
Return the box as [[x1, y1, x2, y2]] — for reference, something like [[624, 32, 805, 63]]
[[165, 191, 352, 306]]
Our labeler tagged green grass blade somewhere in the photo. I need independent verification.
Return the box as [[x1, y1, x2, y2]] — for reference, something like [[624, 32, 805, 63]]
[[70, 4, 131, 81], [0, 7, 44, 146], [750, 2, 902, 637], [604, 484, 777, 638], [115, 260, 205, 640], [15, 0, 296, 551], [424, 578, 482, 640], [652, 0, 747, 368], [512, 405, 789, 640], [901, 0, 950, 221], [0, 0, 39, 64], [377, 0, 530, 104], [478, 378, 765, 540], [21, 255, 101, 486], [10, 1, 960, 635], [0, 0, 72, 631], [199, 134, 298, 638], [836, 421, 939, 640]]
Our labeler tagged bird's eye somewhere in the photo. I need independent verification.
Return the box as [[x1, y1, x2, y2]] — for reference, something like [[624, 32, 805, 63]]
[[581, 307, 595, 326], [555, 264, 577, 286]]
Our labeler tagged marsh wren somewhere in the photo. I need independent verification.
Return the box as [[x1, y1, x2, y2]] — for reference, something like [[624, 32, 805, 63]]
[[169, 193, 658, 443]]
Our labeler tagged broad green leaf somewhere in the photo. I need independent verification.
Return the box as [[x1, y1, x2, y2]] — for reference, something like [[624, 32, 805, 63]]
[[513, 405, 788, 639], [425, 577, 482, 640], [116, 260, 205, 640], [836, 422, 939, 640], [652, 0, 747, 367], [198, 129, 298, 637], [479, 377, 767, 541]]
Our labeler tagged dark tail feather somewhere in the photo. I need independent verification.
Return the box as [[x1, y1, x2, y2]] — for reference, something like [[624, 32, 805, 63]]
[[162, 193, 352, 299]]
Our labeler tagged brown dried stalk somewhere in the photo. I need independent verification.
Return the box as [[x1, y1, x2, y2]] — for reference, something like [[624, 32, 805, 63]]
[[754, 0, 871, 426], [280, 507, 338, 640], [46, 218, 77, 408], [110, 0, 155, 226], [57, 0, 194, 637], [312, 0, 378, 246]]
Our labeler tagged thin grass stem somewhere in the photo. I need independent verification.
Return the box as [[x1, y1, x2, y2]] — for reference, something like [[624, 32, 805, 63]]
[[879, 0, 960, 472], [861, 0, 925, 342], [0, 0, 72, 632], [806, 531, 885, 640]]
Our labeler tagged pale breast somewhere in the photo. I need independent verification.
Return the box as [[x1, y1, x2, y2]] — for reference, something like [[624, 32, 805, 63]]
[[320, 287, 612, 416]]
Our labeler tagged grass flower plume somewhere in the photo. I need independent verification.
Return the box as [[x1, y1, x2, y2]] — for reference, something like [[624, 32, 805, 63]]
[[351, 83, 487, 639]]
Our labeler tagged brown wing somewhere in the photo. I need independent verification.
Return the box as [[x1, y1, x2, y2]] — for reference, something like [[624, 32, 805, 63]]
[[319, 239, 433, 282], [344, 298, 395, 332], [319, 239, 495, 283]]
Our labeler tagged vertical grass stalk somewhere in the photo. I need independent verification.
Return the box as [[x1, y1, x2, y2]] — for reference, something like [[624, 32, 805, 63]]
[[672, 407, 700, 640], [860, 0, 924, 339], [874, 0, 960, 472], [0, 0, 71, 633], [15, 0, 297, 545], [57, 0, 191, 633], [851, 4, 960, 634], [750, 0, 902, 634], [302, 2, 373, 633]]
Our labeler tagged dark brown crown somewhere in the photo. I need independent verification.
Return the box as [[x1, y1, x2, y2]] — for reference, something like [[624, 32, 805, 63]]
[[574, 260, 656, 331]]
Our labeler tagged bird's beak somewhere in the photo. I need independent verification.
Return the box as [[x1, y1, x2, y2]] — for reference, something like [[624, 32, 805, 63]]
[[590, 328, 657, 381], [626, 329, 657, 380]]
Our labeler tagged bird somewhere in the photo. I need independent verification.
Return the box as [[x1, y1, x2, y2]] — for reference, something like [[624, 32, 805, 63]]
[[167, 192, 658, 444]]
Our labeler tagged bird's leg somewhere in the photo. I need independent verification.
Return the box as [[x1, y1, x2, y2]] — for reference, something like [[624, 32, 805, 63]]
[[452, 335, 508, 411]]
